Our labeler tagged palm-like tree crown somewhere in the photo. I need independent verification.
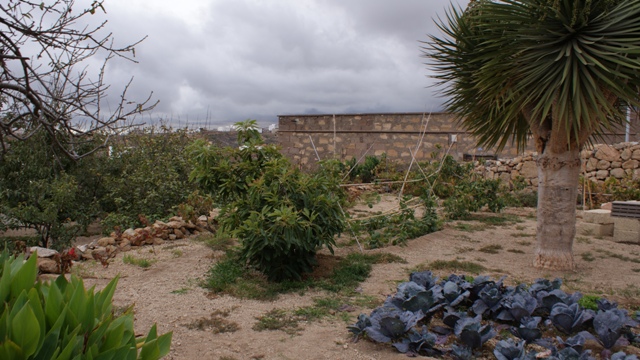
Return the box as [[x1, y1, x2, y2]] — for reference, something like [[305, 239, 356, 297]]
[[426, 0, 640, 153]]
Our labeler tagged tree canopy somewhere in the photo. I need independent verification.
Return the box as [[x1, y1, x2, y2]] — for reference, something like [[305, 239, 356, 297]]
[[426, 0, 640, 154]]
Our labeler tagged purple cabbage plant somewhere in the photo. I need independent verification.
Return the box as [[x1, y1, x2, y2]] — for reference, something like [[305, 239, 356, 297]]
[[392, 325, 441, 357], [363, 307, 424, 343], [510, 316, 542, 344], [549, 303, 595, 334], [454, 314, 496, 349]]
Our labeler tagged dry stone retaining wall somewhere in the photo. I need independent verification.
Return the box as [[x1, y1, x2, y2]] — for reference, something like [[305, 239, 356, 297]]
[[475, 142, 640, 188]]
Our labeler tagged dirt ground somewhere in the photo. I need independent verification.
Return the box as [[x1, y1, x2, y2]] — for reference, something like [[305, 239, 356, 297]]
[[69, 195, 640, 360]]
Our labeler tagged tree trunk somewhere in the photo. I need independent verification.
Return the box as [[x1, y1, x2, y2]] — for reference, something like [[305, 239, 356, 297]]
[[533, 148, 581, 271]]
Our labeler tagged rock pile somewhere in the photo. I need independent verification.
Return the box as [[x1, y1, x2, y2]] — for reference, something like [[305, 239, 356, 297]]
[[474, 143, 640, 188], [34, 215, 213, 274]]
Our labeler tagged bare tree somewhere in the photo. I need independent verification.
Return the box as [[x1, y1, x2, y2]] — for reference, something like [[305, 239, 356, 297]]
[[0, 0, 156, 159]]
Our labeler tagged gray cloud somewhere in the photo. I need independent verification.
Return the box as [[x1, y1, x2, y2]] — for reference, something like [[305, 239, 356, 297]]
[[86, 0, 468, 128]]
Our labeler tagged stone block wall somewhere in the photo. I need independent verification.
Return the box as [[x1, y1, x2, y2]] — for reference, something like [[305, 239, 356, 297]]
[[277, 112, 637, 169], [278, 113, 532, 168]]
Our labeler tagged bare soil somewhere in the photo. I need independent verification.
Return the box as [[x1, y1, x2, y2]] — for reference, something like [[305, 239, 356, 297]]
[[72, 196, 640, 360]]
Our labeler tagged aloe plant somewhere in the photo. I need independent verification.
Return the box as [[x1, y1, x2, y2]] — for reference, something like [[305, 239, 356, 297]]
[[0, 250, 171, 359]]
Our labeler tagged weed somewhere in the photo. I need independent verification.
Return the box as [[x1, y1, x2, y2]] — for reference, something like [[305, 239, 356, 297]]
[[194, 233, 236, 251], [454, 222, 491, 233], [576, 236, 592, 244], [507, 249, 525, 254], [253, 309, 300, 334], [456, 246, 474, 254], [171, 288, 189, 295], [420, 259, 487, 274], [471, 214, 523, 226], [632, 268, 640, 273], [511, 233, 535, 238], [578, 294, 601, 311], [479, 244, 503, 254], [515, 241, 532, 246], [581, 252, 595, 262], [122, 254, 155, 268], [184, 309, 239, 334], [515, 225, 526, 231], [70, 262, 96, 278], [602, 250, 640, 264], [171, 249, 183, 258]]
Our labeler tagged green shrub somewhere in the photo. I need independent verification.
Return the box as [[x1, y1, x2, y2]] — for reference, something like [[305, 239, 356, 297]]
[[99, 126, 196, 232], [223, 157, 345, 281], [0, 250, 171, 359], [191, 120, 346, 281], [0, 130, 100, 250]]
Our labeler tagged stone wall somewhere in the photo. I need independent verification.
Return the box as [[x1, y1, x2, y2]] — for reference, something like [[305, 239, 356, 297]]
[[474, 143, 640, 188], [277, 112, 638, 168]]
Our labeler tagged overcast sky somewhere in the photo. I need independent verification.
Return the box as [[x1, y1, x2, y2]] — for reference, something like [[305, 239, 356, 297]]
[[91, 0, 469, 128]]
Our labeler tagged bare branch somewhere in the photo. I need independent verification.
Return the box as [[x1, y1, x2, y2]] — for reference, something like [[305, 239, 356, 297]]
[[0, 0, 156, 159]]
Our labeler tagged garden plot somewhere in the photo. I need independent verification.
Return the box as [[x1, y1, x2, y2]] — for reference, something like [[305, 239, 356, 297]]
[[74, 200, 640, 360]]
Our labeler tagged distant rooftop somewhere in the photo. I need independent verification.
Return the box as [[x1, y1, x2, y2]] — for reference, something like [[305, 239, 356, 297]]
[[277, 111, 448, 117]]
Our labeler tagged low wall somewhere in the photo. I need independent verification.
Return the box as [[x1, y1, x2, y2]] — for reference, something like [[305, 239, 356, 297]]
[[475, 143, 640, 187]]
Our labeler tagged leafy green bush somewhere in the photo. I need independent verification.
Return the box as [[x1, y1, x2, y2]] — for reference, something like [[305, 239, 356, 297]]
[[99, 126, 196, 232], [188, 120, 282, 204], [419, 152, 505, 219], [190, 120, 346, 281], [0, 250, 171, 359], [0, 130, 100, 250], [351, 195, 441, 249], [344, 155, 383, 183]]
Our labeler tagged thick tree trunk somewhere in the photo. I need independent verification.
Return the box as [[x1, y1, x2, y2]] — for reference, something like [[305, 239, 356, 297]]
[[533, 148, 581, 271]]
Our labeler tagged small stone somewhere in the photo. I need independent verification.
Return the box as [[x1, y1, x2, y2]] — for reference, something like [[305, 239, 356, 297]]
[[169, 234, 177, 241], [596, 160, 611, 170], [30, 247, 58, 258], [97, 237, 116, 247], [37, 258, 59, 274], [610, 168, 625, 178], [595, 145, 620, 162]]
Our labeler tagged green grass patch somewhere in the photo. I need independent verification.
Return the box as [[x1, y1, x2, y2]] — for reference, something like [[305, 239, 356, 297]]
[[193, 233, 236, 251], [171, 288, 189, 295], [507, 249, 525, 254], [253, 309, 301, 334], [122, 254, 155, 268], [419, 259, 487, 274], [203, 250, 404, 300], [578, 294, 601, 311], [479, 244, 503, 254]]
